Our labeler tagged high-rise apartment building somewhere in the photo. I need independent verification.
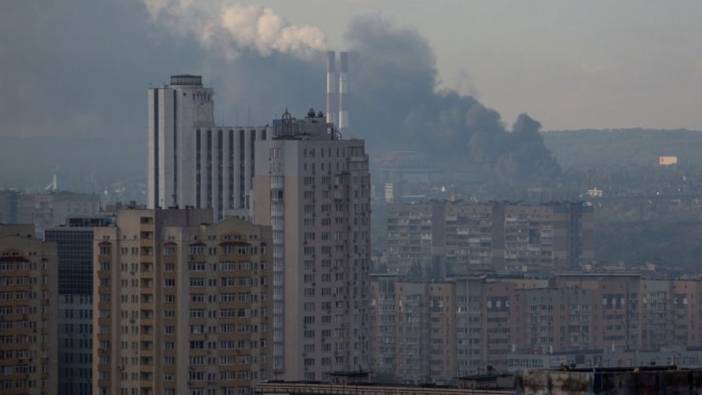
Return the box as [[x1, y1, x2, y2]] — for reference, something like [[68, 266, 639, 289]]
[[45, 216, 114, 395], [385, 201, 594, 276], [92, 209, 272, 395], [0, 225, 58, 395], [147, 75, 270, 220], [371, 273, 702, 378], [369, 275, 456, 384], [253, 110, 371, 380]]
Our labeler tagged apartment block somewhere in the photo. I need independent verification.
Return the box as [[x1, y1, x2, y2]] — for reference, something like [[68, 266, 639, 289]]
[[45, 216, 114, 395], [370, 273, 702, 379], [92, 209, 272, 395], [253, 109, 371, 380], [147, 75, 270, 220], [0, 225, 58, 395], [369, 276, 456, 384], [454, 277, 485, 376], [384, 201, 593, 276]]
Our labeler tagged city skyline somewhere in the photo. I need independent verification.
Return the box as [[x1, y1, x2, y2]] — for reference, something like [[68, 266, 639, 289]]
[[3, 2, 702, 394]]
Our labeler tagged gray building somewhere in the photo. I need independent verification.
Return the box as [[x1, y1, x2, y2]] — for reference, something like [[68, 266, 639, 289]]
[[0, 190, 100, 237], [385, 201, 594, 276], [0, 190, 19, 223], [45, 215, 114, 395]]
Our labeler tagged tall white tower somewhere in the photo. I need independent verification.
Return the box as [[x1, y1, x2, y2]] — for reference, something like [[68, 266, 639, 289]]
[[147, 75, 269, 219], [148, 75, 214, 210]]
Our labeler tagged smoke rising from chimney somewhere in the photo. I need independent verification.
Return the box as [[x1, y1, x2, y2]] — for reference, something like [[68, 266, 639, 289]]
[[143, 0, 327, 57]]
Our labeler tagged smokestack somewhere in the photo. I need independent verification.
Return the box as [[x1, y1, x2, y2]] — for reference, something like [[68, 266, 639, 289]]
[[325, 51, 337, 127], [338, 51, 349, 135]]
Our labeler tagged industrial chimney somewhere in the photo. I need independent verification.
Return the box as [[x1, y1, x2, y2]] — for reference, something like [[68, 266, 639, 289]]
[[338, 51, 349, 135], [325, 51, 338, 127]]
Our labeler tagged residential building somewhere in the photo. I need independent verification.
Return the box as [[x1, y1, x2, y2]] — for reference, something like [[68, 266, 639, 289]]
[[92, 209, 272, 395], [45, 216, 114, 395], [147, 75, 270, 220], [0, 224, 58, 395], [369, 276, 456, 384], [253, 109, 371, 380], [369, 272, 702, 379], [384, 201, 594, 276]]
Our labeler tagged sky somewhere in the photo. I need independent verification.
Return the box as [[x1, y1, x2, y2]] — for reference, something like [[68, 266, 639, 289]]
[[259, 0, 702, 131], [1, 0, 700, 140]]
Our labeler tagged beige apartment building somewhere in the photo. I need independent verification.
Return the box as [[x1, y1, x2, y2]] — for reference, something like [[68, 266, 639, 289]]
[[0, 225, 58, 395], [371, 273, 702, 380], [92, 209, 272, 395], [253, 110, 371, 380]]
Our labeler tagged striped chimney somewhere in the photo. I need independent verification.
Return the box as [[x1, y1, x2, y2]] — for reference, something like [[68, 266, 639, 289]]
[[338, 51, 349, 135], [325, 51, 338, 127]]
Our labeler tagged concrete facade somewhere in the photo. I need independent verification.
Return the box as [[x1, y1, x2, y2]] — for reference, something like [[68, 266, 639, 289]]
[[92, 209, 272, 395], [369, 276, 456, 384], [45, 216, 114, 395], [147, 75, 270, 220], [0, 225, 58, 395], [253, 110, 371, 380], [370, 273, 702, 380], [385, 201, 594, 276]]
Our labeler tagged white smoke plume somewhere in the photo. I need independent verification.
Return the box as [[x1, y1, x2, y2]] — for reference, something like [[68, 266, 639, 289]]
[[143, 0, 327, 57]]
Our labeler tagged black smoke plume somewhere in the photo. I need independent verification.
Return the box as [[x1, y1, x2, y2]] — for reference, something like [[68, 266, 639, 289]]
[[345, 14, 560, 180]]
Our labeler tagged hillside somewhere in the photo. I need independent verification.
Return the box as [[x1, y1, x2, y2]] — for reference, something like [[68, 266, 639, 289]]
[[542, 129, 702, 169]]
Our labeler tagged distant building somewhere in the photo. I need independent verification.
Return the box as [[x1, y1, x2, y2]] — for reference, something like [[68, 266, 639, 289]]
[[253, 109, 371, 380], [383, 182, 394, 203], [0, 190, 100, 237], [45, 215, 114, 395], [658, 156, 678, 166], [369, 275, 456, 384], [147, 75, 270, 220], [384, 201, 594, 276], [370, 273, 702, 378], [92, 209, 272, 395], [255, 381, 513, 395], [518, 367, 702, 394], [0, 225, 59, 395], [586, 187, 604, 198], [0, 190, 19, 223]]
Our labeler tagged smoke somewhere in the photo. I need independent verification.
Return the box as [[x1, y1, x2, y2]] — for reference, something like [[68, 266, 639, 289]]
[[0, 1, 559, 192], [142, 0, 326, 57], [344, 14, 560, 180]]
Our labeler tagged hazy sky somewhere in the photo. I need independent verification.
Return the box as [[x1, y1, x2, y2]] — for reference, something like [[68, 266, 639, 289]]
[[257, 0, 702, 130], [1, 0, 701, 138]]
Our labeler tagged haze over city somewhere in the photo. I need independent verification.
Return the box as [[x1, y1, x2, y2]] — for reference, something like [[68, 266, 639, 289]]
[[1, 1, 702, 394]]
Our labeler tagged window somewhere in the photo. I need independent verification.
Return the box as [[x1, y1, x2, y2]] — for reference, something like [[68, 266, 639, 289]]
[[190, 278, 205, 287]]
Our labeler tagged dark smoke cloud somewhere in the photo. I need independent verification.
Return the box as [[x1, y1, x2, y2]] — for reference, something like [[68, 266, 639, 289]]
[[0, 2, 558, 191], [345, 14, 560, 180]]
